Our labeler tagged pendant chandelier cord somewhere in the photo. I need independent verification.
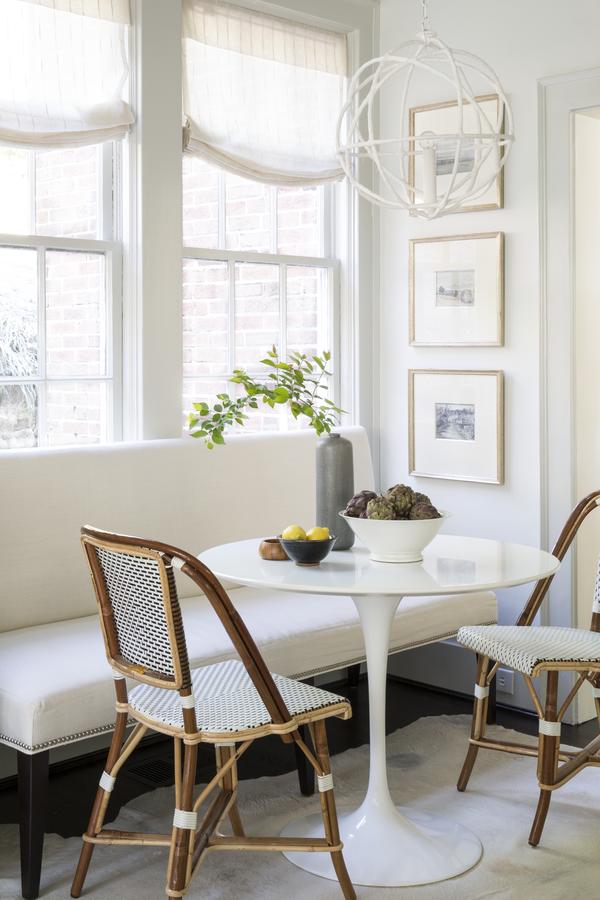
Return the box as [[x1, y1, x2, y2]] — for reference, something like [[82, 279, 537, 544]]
[[421, 0, 431, 33]]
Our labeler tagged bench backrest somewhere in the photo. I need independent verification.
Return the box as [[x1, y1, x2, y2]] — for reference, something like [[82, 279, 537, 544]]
[[0, 427, 374, 632]]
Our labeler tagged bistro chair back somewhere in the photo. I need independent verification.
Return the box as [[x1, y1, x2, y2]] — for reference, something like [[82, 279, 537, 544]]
[[82, 533, 191, 691]]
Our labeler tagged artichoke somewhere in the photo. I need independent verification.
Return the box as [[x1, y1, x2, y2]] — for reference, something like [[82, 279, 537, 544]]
[[366, 496, 396, 520], [409, 501, 441, 520], [413, 491, 432, 506], [344, 490, 378, 518], [384, 484, 415, 519]]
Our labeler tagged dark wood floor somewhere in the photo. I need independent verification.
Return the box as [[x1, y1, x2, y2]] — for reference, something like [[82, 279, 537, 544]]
[[0, 674, 597, 839]]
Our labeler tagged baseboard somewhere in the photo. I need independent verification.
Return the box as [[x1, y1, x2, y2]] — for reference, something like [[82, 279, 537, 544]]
[[388, 639, 537, 713], [387, 673, 538, 720]]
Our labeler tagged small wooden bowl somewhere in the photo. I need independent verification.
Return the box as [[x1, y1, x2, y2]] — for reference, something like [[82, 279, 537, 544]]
[[258, 537, 289, 561]]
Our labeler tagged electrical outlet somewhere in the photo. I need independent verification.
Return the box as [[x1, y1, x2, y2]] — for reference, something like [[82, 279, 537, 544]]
[[497, 667, 514, 695]]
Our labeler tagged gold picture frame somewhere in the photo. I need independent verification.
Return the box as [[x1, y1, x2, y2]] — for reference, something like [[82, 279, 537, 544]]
[[408, 94, 505, 214], [409, 232, 504, 347], [409, 369, 504, 484]]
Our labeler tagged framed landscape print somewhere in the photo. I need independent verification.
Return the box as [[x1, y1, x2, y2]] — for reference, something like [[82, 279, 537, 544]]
[[409, 94, 504, 213], [409, 370, 504, 484], [409, 232, 504, 346]]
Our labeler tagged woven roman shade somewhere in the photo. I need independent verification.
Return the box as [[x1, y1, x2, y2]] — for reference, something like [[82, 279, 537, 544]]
[[182, 0, 348, 185]]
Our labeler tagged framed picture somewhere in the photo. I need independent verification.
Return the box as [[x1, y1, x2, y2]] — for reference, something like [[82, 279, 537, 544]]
[[409, 369, 504, 484], [409, 94, 504, 213], [409, 232, 504, 346]]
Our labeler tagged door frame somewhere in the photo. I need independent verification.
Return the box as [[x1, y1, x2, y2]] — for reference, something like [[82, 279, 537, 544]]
[[539, 67, 600, 722]]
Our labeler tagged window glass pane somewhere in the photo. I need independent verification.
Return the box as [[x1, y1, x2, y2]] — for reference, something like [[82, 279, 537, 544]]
[[0, 147, 31, 234], [45, 381, 107, 446], [35, 146, 100, 239], [286, 265, 328, 357], [182, 259, 229, 377], [233, 380, 283, 433], [277, 186, 322, 257], [0, 384, 38, 448], [234, 263, 279, 371], [182, 156, 219, 249], [226, 173, 272, 252], [183, 377, 229, 419], [0, 247, 38, 377], [45, 251, 106, 378]]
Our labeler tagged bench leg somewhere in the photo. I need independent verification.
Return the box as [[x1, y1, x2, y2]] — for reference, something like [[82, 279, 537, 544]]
[[17, 749, 49, 900], [347, 664, 361, 687], [294, 679, 316, 796], [294, 725, 315, 795]]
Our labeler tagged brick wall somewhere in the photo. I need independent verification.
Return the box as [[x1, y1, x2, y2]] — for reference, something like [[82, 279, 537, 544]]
[[182, 157, 328, 433], [0, 145, 107, 448], [38, 148, 106, 446], [1, 147, 329, 448]]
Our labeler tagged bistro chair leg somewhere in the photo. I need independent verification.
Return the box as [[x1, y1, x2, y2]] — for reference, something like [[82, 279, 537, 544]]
[[215, 744, 244, 836], [529, 670, 559, 847], [593, 675, 600, 729], [457, 654, 491, 792], [312, 720, 356, 900], [166, 743, 198, 899], [71, 710, 130, 898]]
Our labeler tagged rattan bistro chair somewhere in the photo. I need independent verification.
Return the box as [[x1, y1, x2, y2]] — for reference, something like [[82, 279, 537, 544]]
[[456, 490, 600, 847], [71, 527, 355, 900]]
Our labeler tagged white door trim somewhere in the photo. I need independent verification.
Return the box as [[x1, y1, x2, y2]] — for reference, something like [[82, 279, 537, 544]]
[[539, 67, 600, 722]]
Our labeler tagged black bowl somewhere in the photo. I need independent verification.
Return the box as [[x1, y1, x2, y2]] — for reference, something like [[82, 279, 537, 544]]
[[279, 535, 336, 566]]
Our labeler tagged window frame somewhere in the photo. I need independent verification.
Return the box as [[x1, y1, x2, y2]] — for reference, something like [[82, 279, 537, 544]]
[[181, 171, 341, 424], [0, 142, 123, 448]]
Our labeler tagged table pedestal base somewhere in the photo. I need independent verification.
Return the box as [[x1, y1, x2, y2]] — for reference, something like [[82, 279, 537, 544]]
[[282, 800, 481, 887], [283, 592, 482, 887]]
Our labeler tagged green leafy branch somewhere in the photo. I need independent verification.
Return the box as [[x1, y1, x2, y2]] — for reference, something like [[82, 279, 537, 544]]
[[188, 346, 344, 448]]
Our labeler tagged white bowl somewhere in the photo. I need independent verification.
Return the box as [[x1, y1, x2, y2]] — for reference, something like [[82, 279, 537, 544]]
[[339, 511, 449, 563]]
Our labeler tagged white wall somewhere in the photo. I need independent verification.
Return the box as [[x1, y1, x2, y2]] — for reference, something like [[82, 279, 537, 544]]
[[379, 0, 600, 710]]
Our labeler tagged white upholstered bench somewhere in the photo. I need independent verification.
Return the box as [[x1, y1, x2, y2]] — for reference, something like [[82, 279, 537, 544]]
[[0, 427, 496, 897]]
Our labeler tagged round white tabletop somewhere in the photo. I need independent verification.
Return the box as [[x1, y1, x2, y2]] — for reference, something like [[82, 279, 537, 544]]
[[200, 534, 560, 597], [199, 535, 560, 889]]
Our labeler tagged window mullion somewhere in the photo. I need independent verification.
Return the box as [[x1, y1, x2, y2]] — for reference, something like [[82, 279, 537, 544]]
[[29, 151, 36, 235], [227, 258, 236, 376], [279, 263, 287, 361], [322, 183, 333, 259], [99, 143, 113, 241], [218, 172, 226, 250], [279, 262, 288, 430], [37, 247, 47, 446], [108, 247, 123, 441], [271, 186, 278, 254]]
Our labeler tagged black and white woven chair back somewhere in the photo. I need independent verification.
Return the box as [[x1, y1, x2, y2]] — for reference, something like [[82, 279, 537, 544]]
[[83, 534, 191, 691]]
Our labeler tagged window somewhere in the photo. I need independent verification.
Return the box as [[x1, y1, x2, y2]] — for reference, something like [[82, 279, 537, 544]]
[[0, 143, 121, 449], [182, 157, 338, 432]]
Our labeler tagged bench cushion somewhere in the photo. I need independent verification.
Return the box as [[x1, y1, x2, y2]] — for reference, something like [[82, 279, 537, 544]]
[[0, 428, 374, 631], [0, 587, 496, 752]]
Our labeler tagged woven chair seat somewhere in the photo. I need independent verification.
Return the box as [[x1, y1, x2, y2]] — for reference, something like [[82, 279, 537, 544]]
[[128, 659, 347, 734], [457, 624, 600, 675]]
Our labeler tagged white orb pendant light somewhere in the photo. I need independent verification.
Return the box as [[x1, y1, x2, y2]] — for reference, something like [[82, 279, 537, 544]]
[[336, 0, 514, 219]]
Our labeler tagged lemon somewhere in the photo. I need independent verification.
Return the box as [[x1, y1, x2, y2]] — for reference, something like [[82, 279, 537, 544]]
[[282, 524, 307, 541], [307, 526, 330, 541]]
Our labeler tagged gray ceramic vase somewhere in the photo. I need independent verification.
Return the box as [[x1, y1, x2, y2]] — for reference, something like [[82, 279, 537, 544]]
[[316, 431, 355, 550]]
